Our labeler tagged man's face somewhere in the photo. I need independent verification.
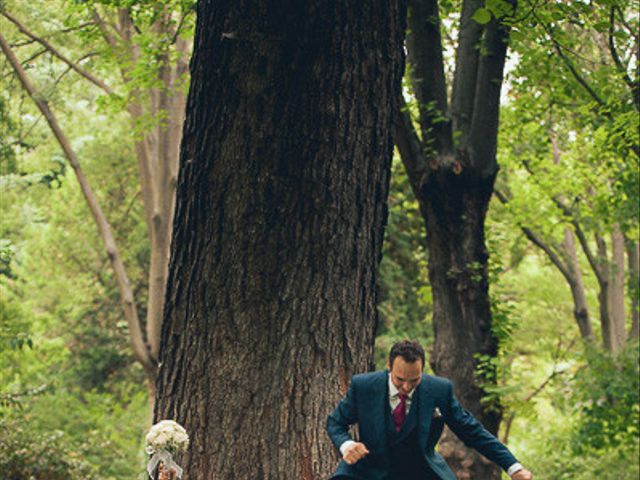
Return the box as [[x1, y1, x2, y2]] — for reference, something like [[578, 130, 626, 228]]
[[388, 356, 423, 395]]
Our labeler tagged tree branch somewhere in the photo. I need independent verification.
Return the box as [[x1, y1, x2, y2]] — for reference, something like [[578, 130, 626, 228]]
[[494, 190, 573, 280], [18, 47, 47, 66], [91, 8, 119, 49], [534, 12, 607, 110], [614, 5, 637, 41], [572, 220, 605, 285], [395, 95, 430, 196], [406, 0, 453, 154], [451, 0, 483, 143], [468, 12, 512, 177], [1, 10, 114, 95], [608, 6, 639, 111], [502, 335, 573, 444]]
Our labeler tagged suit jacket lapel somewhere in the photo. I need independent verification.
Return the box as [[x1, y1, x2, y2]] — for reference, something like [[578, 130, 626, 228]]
[[369, 370, 389, 454], [418, 374, 435, 452]]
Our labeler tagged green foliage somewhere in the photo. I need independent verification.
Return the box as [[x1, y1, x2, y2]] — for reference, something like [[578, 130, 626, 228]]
[[376, 154, 432, 369], [520, 423, 640, 480], [507, 0, 639, 236], [569, 344, 640, 451], [473, 220, 521, 414], [0, 293, 32, 353], [1, 4, 153, 476], [0, 418, 95, 480], [472, 8, 492, 25], [514, 344, 640, 480]]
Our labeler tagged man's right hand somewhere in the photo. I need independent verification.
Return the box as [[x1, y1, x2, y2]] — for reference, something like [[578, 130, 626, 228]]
[[342, 442, 370, 465]]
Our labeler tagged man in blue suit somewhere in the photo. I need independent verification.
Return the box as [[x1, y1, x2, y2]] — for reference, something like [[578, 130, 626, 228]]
[[326, 340, 533, 480]]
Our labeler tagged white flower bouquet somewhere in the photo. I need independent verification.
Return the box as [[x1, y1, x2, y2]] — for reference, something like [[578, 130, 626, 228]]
[[146, 420, 189, 479]]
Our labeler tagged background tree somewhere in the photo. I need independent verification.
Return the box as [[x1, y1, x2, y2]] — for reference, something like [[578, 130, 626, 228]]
[[496, 0, 639, 352], [394, 0, 517, 477], [154, 0, 406, 478], [0, 62, 151, 478], [0, 0, 195, 390]]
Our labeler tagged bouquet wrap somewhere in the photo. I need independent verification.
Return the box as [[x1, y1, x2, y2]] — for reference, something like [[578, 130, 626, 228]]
[[145, 420, 189, 479]]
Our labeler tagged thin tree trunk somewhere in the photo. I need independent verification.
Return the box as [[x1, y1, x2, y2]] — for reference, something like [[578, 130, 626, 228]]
[[495, 187, 596, 343], [549, 132, 594, 341], [627, 240, 639, 340], [154, 1, 406, 478], [564, 229, 594, 340], [93, 6, 188, 361], [145, 42, 186, 360], [608, 224, 627, 350], [595, 235, 616, 352]]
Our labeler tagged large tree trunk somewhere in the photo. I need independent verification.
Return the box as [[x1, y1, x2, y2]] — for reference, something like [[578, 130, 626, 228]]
[[154, 1, 406, 478], [422, 168, 502, 480]]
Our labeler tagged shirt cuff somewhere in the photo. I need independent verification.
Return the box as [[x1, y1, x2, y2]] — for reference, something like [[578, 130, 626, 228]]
[[507, 463, 523, 476], [339, 440, 356, 456]]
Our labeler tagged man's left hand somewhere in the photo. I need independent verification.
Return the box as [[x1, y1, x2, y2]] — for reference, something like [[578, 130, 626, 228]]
[[511, 469, 533, 480]]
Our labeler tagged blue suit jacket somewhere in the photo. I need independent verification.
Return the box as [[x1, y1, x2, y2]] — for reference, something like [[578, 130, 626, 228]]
[[326, 371, 518, 480]]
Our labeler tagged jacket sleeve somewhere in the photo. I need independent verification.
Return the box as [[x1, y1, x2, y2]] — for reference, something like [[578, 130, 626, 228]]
[[326, 379, 359, 451], [441, 380, 518, 472]]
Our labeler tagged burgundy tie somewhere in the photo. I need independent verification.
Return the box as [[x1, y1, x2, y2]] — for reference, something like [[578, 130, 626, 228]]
[[392, 394, 408, 432]]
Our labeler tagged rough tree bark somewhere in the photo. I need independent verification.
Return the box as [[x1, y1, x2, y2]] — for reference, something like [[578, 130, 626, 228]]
[[154, 1, 406, 479], [563, 229, 594, 339], [395, 0, 514, 478]]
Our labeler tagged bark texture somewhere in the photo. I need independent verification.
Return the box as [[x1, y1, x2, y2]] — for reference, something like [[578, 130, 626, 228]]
[[154, 1, 406, 479], [422, 169, 502, 480], [574, 224, 629, 353], [563, 228, 594, 340]]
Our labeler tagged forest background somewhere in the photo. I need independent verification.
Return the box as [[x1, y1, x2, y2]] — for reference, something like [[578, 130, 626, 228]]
[[0, 0, 638, 479]]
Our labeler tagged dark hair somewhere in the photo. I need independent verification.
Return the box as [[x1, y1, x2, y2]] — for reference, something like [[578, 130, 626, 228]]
[[388, 340, 425, 369]]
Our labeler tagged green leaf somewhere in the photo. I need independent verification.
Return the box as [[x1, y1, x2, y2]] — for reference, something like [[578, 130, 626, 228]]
[[472, 7, 492, 25]]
